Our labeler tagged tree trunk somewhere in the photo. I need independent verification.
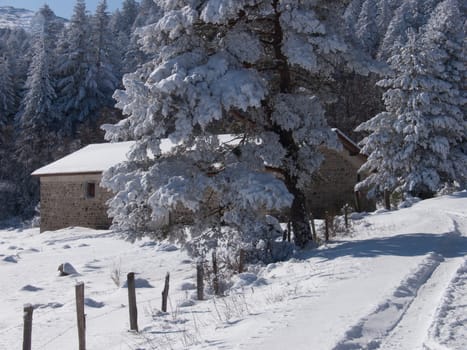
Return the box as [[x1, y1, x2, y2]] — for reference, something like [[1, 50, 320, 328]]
[[285, 174, 312, 248], [269, 0, 312, 248]]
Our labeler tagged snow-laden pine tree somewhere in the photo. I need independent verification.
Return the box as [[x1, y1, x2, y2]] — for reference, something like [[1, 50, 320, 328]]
[[133, 0, 162, 28], [375, 0, 397, 40], [356, 0, 466, 199], [1, 28, 31, 106], [355, 0, 379, 56], [0, 36, 25, 219], [102, 1, 349, 254], [15, 5, 62, 214], [378, 0, 439, 60], [92, 0, 120, 107], [0, 56, 16, 177], [343, 0, 364, 35], [122, 0, 162, 75], [419, 0, 467, 189], [119, 0, 139, 36], [55, 0, 98, 132], [0, 56, 16, 128]]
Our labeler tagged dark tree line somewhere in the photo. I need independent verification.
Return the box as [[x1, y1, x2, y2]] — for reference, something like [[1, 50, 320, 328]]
[[0, 0, 162, 220]]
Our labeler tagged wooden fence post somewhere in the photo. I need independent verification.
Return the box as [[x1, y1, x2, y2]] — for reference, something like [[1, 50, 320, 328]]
[[212, 251, 220, 296], [22, 304, 33, 350], [75, 282, 86, 350], [384, 189, 391, 210], [344, 204, 349, 229], [310, 215, 317, 242], [354, 190, 362, 212], [127, 272, 138, 332], [238, 249, 245, 274], [196, 262, 204, 300], [161, 272, 170, 313]]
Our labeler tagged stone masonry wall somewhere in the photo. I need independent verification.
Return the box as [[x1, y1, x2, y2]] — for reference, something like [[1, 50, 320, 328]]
[[305, 148, 374, 218], [39, 174, 112, 232]]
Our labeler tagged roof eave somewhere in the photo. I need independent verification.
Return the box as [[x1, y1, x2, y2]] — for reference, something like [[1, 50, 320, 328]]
[[31, 171, 104, 177]]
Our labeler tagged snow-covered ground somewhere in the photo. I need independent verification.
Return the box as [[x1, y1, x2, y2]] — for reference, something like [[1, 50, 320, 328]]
[[1, 192, 466, 350]]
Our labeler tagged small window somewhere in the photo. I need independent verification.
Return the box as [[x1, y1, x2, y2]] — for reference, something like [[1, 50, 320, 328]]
[[86, 182, 96, 198]]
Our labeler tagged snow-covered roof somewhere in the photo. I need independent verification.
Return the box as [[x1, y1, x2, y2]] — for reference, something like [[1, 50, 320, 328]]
[[331, 128, 362, 156], [32, 132, 360, 176], [31, 136, 237, 176], [32, 142, 136, 176]]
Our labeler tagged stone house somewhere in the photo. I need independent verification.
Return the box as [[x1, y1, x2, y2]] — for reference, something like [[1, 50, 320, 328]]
[[32, 130, 373, 232], [32, 142, 134, 232]]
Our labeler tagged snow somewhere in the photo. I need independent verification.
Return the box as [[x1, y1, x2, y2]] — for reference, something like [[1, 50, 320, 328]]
[[31, 142, 135, 176], [31, 140, 167, 176], [0, 192, 466, 349], [32, 135, 241, 176], [0, 6, 34, 30]]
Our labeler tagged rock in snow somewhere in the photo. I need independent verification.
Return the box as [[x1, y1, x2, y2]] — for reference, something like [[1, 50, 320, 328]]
[[84, 298, 105, 308], [3, 255, 18, 263], [58, 262, 78, 276], [21, 284, 43, 292]]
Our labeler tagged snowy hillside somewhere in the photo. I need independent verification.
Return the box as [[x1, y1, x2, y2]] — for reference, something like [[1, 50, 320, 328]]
[[0, 192, 466, 349], [0, 6, 34, 29], [0, 6, 66, 30]]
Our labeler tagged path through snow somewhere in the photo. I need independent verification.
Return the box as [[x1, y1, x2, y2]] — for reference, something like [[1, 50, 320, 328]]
[[380, 257, 464, 350]]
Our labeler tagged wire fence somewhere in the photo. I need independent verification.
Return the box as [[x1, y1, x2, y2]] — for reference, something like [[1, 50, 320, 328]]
[[16, 270, 176, 350]]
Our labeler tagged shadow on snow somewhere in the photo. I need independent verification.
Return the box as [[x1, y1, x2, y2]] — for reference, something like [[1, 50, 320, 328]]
[[301, 232, 467, 261]]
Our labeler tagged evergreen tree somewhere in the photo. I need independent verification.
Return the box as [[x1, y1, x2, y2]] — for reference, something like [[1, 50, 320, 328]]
[[133, 0, 161, 28], [0, 37, 24, 219], [378, 0, 439, 59], [102, 1, 351, 254], [356, 0, 379, 56], [356, 5, 466, 200], [92, 0, 119, 106], [122, 0, 162, 74], [375, 0, 403, 39], [119, 0, 139, 37], [1, 28, 31, 107], [0, 56, 16, 184], [375, 0, 392, 39], [55, 0, 98, 133], [15, 5, 61, 214], [0, 56, 16, 126], [420, 0, 467, 189], [343, 0, 364, 37], [108, 9, 129, 79]]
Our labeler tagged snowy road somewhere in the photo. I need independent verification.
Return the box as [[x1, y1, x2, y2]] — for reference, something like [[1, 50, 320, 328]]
[[239, 194, 467, 350], [332, 198, 467, 350]]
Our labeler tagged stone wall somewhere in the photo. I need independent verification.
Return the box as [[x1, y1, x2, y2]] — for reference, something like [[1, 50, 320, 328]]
[[305, 148, 374, 218], [39, 173, 112, 232]]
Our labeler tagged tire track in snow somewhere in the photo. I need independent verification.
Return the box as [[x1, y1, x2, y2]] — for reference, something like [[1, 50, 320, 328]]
[[332, 252, 444, 350], [424, 258, 467, 350], [333, 209, 467, 350], [378, 257, 463, 349]]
